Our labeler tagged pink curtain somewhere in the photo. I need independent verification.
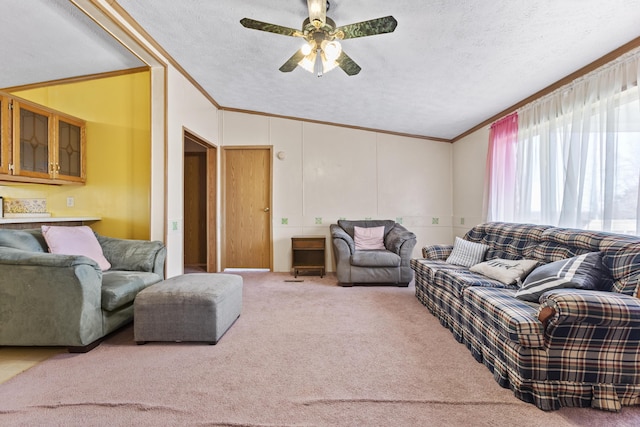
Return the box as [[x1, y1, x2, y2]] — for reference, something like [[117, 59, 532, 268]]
[[483, 112, 518, 221]]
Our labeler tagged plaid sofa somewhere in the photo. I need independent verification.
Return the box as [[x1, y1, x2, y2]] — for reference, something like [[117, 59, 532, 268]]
[[410, 222, 640, 411]]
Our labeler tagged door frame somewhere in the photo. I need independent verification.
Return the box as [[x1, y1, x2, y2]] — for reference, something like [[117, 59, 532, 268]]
[[183, 129, 217, 272], [221, 145, 273, 270]]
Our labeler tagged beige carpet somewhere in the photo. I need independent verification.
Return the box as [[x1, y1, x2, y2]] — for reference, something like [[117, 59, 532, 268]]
[[1, 272, 639, 426]]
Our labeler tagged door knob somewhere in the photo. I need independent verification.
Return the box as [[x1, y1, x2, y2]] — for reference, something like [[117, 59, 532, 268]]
[[264, 207, 270, 212]]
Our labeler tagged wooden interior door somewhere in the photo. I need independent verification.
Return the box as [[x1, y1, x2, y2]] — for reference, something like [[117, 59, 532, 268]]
[[184, 151, 207, 269], [223, 147, 271, 269], [184, 132, 217, 272]]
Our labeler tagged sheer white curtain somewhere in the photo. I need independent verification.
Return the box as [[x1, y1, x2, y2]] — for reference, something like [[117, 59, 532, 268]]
[[505, 49, 640, 235]]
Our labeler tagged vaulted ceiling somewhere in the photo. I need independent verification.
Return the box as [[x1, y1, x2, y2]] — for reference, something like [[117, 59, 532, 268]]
[[1, 0, 639, 140]]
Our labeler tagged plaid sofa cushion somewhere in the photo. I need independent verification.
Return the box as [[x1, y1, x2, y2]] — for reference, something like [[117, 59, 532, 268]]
[[530, 241, 592, 263], [464, 222, 550, 260], [599, 236, 640, 296], [465, 286, 545, 348], [410, 258, 466, 283], [531, 228, 608, 263], [434, 268, 513, 299], [540, 227, 609, 250]]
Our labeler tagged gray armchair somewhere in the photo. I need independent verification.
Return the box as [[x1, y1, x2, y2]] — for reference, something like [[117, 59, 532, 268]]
[[330, 219, 417, 287]]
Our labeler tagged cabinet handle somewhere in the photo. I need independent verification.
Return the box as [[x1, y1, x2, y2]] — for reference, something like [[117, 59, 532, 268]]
[[49, 163, 60, 176], [264, 207, 270, 212]]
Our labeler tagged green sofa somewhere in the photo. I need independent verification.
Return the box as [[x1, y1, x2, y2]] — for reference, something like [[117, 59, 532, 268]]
[[0, 228, 166, 352]]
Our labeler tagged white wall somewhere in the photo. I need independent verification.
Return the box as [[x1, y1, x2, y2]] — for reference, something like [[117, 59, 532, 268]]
[[452, 126, 490, 238], [221, 111, 453, 272], [88, 2, 219, 278], [164, 67, 219, 277]]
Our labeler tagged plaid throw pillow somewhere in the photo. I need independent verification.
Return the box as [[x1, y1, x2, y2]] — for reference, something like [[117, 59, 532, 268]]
[[446, 237, 490, 268]]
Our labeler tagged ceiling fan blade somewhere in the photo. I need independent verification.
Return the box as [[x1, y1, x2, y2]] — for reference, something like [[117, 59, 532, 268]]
[[240, 18, 302, 37], [336, 16, 398, 39], [336, 51, 361, 76], [279, 50, 307, 72]]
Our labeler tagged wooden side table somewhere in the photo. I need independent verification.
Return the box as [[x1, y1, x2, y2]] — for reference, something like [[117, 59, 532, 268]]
[[291, 236, 326, 278]]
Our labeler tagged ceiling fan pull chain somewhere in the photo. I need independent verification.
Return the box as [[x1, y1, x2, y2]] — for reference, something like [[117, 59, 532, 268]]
[[314, 49, 323, 77]]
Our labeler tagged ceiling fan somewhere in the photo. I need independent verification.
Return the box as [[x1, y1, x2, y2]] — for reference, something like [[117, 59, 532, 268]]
[[240, 0, 397, 77]]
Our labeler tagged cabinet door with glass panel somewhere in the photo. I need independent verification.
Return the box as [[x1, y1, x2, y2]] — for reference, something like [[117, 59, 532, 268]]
[[0, 96, 10, 175], [12, 99, 85, 183], [54, 114, 85, 183]]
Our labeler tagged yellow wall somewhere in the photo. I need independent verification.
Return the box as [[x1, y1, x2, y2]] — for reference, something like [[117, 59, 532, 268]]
[[5, 71, 151, 239]]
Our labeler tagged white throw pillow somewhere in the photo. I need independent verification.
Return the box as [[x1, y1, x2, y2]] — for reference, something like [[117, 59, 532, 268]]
[[446, 237, 489, 267], [354, 226, 386, 250], [470, 258, 539, 285], [42, 225, 111, 271]]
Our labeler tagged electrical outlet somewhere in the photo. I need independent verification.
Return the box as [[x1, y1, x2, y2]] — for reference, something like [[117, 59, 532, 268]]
[[460, 217, 465, 225], [432, 217, 439, 225], [66, 197, 74, 207]]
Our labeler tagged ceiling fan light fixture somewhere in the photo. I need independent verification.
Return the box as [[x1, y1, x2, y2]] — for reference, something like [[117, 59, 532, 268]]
[[307, 0, 326, 27], [300, 41, 313, 56], [322, 40, 341, 61], [321, 58, 339, 75], [242, 1, 395, 76], [297, 49, 338, 77], [298, 51, 316, 74]]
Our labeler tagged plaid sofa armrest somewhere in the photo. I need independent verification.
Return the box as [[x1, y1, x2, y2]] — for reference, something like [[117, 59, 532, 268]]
[[539, 289, 640, 328], [422, 244, 453, 260]]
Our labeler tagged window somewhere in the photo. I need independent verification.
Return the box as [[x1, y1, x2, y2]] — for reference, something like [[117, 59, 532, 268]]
[[486, 50, 640, 235]]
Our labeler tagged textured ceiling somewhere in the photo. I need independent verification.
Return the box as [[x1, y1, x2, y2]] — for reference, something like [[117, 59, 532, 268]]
[[0, 0, 144, 87], [1, 1, 640, 140]]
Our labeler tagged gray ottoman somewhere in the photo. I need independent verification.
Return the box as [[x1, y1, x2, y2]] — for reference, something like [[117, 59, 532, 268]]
[[134, 273, 242, 345]]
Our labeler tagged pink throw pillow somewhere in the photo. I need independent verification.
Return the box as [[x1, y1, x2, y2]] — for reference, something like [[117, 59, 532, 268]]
[[354, 226, 386, 250], [41, 225, 111, 271]]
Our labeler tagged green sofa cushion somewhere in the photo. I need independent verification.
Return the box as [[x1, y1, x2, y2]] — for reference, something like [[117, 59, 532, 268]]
[[351, 250, 401, 267], [0, 229, 47, 252], [101, 271, 163, 312], [97, 235, 165, 272]]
